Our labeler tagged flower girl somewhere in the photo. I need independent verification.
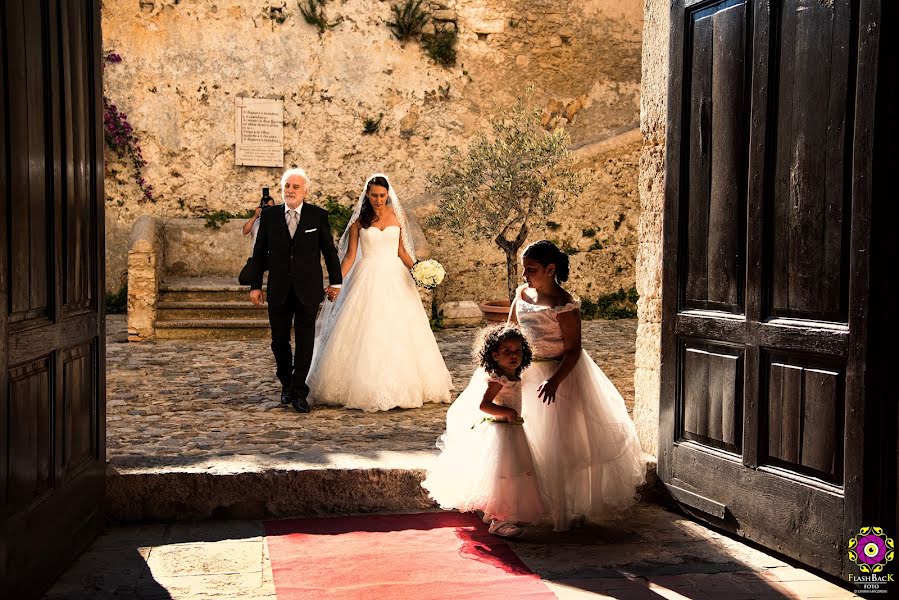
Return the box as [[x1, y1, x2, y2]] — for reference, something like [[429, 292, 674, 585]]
[[422, 325, 544, 538]]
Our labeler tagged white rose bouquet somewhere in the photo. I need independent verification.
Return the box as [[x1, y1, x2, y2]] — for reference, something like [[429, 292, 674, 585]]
[[411, 259, 446, 290]]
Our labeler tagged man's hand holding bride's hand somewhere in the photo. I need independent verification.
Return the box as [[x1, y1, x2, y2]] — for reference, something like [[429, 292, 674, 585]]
[[250, 289, 265, 306], [325, 286, 340, 302]]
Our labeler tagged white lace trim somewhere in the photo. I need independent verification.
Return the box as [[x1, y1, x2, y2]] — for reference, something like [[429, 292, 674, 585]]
[[487, 372, 522, 387], [518, 295, 581, 315]]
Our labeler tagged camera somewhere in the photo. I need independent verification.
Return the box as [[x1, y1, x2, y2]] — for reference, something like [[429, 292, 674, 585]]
[[259, 187, 273, 209]]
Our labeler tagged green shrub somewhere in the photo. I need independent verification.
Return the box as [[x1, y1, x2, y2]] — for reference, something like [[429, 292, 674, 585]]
[[362, 114, 383, 135], [387, 0, 429, 41], [581, 227, 596, 237], [561, 241, 579, 255], [105, 282, 128, 315], [299, 0, 334, 32], [203, 209, 254, 230], [589, 239, 603, 251], [422, 29, 457, 66], [580, 287, 638, 320], [324, 198, 352, 239]]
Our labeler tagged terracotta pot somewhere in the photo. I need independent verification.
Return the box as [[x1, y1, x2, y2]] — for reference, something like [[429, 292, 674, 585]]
[[478, 300, 512, 323]]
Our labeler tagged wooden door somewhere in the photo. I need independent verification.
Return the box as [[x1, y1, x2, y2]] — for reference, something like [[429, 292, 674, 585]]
[[0, 1, 106, 597], [660, 0, 892, 578]]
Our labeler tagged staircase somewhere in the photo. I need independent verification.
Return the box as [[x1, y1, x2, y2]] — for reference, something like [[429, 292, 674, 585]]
[[154, 277, 270, 340]]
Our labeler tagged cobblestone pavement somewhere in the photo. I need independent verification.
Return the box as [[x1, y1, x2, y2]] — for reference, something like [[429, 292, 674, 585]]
[[43, 503, 858, 599], [105, 316, 637, 471]]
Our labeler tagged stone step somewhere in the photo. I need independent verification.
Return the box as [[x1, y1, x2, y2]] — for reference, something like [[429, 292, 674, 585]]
[[155, 319, 271, 340], [159, 278, 258, 303], [105, 466, 434, 522], [104, 456, 660, 522], [157, 301, 268, 321], [160, 288, 255, 303]]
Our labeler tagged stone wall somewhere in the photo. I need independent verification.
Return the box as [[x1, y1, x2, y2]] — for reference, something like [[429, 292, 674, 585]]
[[632, 0, 669, 457], [102, 0, 643, 303]]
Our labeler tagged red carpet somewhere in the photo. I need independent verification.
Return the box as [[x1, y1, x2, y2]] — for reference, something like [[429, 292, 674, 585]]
[[264, 512, 556, 599]]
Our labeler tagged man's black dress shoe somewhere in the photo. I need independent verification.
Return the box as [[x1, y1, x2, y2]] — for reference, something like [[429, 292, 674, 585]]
[[280, 390, 291, 405], [291, 396, 311, 413]]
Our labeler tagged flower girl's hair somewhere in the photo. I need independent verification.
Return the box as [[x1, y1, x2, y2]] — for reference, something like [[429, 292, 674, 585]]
[[474, 325, 533, 379]]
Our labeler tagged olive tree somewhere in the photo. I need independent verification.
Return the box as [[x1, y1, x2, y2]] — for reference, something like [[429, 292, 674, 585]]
[[428, 95, 584, 301]]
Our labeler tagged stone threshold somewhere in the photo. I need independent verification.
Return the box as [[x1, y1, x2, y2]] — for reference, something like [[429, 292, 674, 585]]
[[105, 452, 659, 523]]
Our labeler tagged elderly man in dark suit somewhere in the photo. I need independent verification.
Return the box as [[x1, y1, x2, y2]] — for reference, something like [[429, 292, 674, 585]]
[[249, 168, 342, 413]]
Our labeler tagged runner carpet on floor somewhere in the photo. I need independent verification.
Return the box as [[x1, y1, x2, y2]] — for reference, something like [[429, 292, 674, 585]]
[[264, 512, 555, 599]]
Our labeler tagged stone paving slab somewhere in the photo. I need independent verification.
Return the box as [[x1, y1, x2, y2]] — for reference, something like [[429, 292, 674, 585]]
[[43, 503, 859, 599], [105, 315, 638, 472]]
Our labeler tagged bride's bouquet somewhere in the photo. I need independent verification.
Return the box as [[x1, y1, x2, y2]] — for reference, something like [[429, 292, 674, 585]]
[[411, 259, 446, 289]]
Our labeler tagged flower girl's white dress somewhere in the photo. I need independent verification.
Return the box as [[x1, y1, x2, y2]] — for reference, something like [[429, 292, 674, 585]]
[[422, 370, 545, 524], [516, 290, 645, 531], [306, 225, 453, 411]]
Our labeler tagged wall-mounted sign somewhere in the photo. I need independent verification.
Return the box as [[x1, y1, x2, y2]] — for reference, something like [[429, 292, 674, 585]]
[[235, 97, 283, 167]]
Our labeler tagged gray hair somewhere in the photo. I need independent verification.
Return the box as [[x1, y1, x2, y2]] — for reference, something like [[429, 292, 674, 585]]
[[280, 168, 311, 198]]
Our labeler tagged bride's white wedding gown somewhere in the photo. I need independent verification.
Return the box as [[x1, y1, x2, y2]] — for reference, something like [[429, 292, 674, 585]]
[[306, 225, 454, 411]]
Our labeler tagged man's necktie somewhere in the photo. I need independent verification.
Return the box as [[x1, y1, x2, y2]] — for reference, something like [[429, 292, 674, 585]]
[[287, 209, 298, 238]]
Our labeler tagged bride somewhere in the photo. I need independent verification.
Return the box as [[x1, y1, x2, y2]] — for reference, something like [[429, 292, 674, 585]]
[[306, 173, 454, 411]]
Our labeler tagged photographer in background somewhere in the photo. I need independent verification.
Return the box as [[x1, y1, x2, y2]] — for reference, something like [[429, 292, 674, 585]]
[[243, 187, 275, 246]]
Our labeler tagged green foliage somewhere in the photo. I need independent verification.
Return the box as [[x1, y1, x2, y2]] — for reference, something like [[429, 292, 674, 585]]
[[561, 241, 579, 255], [387, 0, 429, 41], [203, 209, 254, 230], [581, 227, 596, 237], [362, 114, 383, 135], [422, 29, 457, 66], [613, 213, 626, 230], [580, 287, 639, 320], [324, 198, 352, 240], [546, 221, 561, 231], [105, 282, 128, 315], [298, 0, 334, 32], [428, 91, 584, 300], [588, 239, 603, 251]]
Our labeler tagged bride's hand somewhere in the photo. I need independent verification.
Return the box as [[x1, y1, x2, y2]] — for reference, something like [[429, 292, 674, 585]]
[[537, 378, 558, 404]]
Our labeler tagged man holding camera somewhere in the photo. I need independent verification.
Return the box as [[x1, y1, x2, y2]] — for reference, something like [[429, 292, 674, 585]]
[[248, 168, 342, 413]]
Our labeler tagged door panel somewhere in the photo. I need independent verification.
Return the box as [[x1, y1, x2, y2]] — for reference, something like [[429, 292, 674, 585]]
[[7, 359, 53, 512], [683, 0, 747, 312], [681, 342, 743, 453], [764, 356, 844, 484], [769, 0, 852, 321], [1, 1, 106, 597]]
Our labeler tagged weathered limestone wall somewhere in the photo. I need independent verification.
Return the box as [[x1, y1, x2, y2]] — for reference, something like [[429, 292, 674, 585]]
[[102, 0, 643, 303], [632, 0, 669, 457]]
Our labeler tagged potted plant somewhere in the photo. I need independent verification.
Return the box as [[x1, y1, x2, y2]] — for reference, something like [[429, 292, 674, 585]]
[[428, 93, 584, 321]]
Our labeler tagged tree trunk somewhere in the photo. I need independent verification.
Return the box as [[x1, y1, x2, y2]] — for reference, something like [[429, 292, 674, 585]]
[[503, 248, 518, 302], [495, 222, 529, 302]]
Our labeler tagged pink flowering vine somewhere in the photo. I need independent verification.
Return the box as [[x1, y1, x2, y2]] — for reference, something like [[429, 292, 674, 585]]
[[103, 52, 154, 203]]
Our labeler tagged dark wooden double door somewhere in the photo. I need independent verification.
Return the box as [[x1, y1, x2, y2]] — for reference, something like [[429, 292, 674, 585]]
[[661, 0, 896, 578], [1, 1, 106, 597]]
